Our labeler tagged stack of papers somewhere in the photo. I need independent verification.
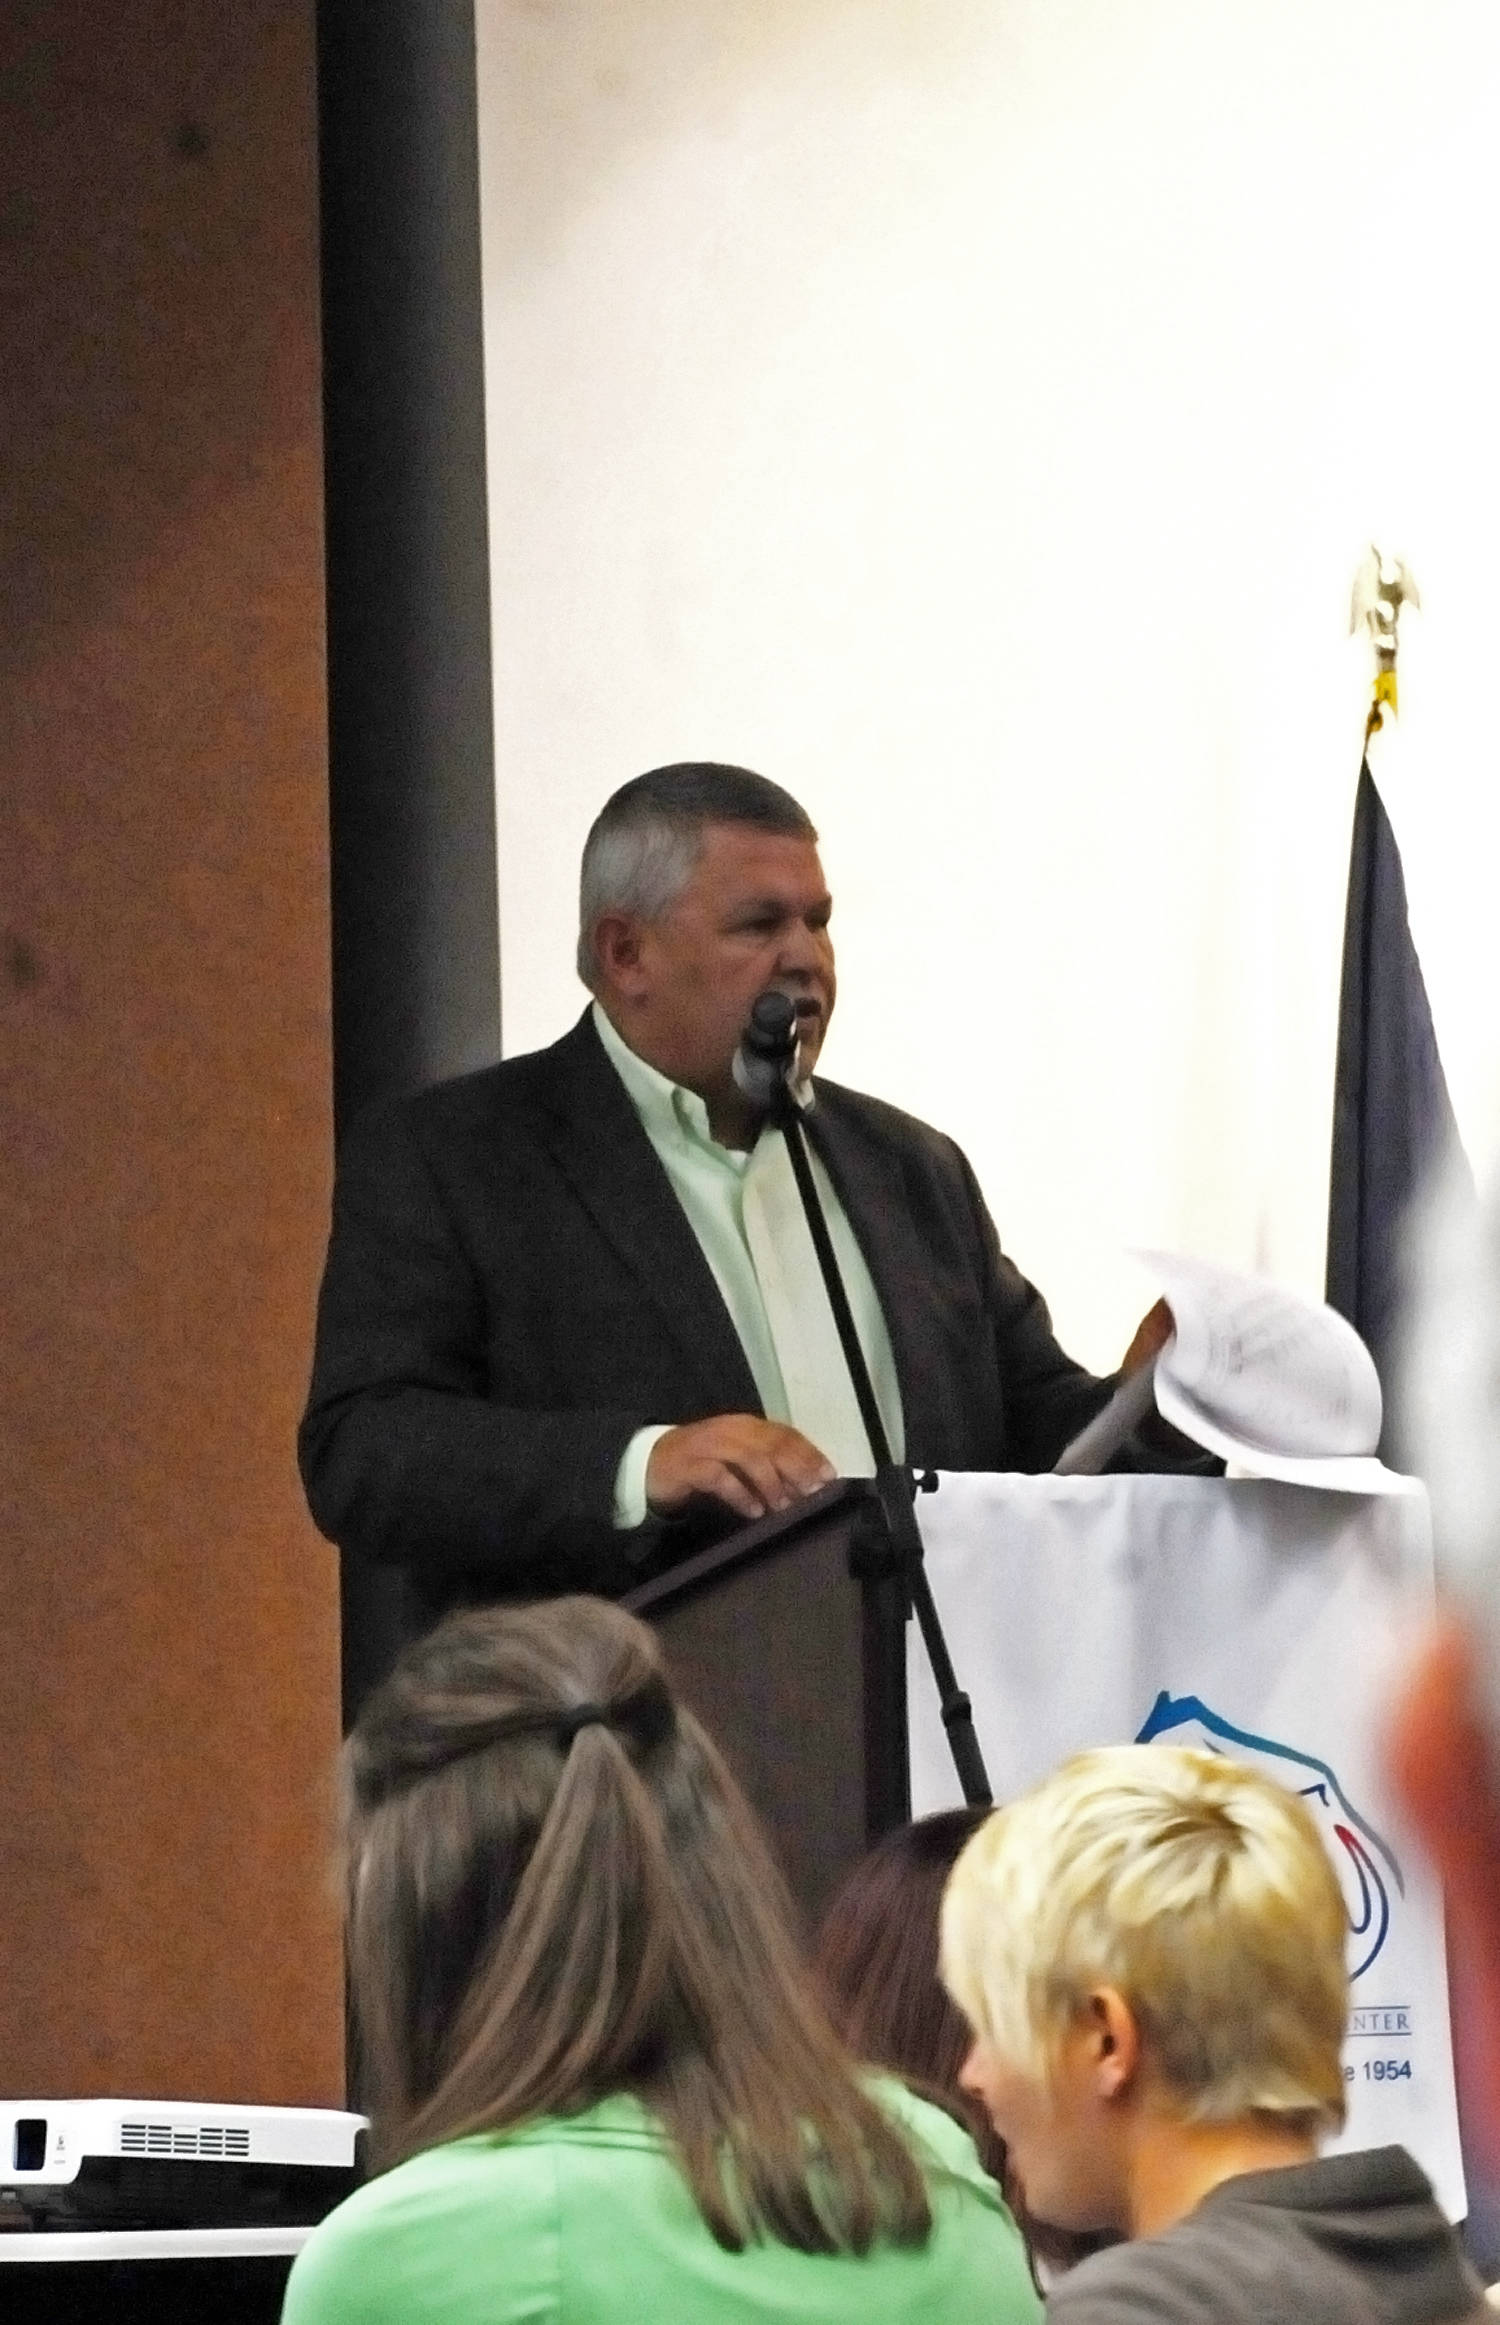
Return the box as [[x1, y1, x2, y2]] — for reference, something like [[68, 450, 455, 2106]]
[[1139, 1252, 1414, 1495]]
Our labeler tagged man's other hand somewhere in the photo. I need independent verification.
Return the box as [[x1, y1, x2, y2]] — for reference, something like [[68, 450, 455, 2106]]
[[646, 1415, 837, 1523], [1120, 1295, 1174, 1377]]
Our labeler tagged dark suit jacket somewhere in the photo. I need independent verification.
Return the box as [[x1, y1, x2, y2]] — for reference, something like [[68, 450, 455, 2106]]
[[299, 1011, 1122, 1615]]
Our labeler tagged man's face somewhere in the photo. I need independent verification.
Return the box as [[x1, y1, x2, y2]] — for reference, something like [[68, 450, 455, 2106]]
[[604, 822, 836, 1102], [959, 2028, 1130, 2235]]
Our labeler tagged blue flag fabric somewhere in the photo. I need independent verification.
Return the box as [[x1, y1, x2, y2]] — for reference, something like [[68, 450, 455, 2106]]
[[1326, 758, 1469, 1453]]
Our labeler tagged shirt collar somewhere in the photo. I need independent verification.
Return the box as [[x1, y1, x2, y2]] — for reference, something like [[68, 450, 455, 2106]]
[[592, 1001, 732, 1160]]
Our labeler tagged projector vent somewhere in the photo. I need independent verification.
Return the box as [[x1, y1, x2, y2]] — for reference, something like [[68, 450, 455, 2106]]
[[118, 2122, 251, 2159]]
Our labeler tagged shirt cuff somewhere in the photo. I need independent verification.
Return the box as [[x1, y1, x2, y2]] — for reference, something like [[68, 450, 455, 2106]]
[[612, 1425, 674, 1530]]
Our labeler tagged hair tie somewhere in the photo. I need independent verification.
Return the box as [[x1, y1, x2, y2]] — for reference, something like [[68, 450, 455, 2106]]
[[557, 1702, 610, 1748]]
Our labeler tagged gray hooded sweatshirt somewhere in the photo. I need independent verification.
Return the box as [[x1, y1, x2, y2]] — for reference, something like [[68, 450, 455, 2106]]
[[1046, 2146, 1487, 2325]]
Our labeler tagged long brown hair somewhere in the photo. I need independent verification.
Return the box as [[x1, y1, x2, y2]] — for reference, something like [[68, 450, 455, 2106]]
[[342, 1596, 931, 2255]]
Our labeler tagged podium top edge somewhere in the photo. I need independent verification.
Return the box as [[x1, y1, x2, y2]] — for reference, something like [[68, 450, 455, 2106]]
[[623, 1477, 878, 1616]]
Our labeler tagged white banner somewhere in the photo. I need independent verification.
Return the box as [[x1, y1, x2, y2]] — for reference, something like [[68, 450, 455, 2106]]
[[909, 1473, 1464, 2220]]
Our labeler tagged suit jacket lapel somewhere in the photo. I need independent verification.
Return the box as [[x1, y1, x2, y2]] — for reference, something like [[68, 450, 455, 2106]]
[[536, 1014, 763, 1412]]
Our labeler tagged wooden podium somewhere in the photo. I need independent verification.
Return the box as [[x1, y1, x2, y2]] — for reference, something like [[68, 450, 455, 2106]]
[[624, 1479, 911, 1930]]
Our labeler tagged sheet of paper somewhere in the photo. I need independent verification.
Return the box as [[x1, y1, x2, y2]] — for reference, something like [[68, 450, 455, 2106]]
[[1140, 1251, 1414, 1495]]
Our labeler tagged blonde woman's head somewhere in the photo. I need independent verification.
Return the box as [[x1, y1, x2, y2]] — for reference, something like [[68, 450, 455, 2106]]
[[941, 1745, 1349, 2162]]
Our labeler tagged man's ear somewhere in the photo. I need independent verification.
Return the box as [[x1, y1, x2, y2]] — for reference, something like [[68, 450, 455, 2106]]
[[1085, 1986, 1142, 2101], [593, 912, 647, 995]]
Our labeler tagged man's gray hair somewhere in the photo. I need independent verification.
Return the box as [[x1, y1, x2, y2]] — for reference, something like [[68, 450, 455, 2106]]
[[577, 763, 817, 989]]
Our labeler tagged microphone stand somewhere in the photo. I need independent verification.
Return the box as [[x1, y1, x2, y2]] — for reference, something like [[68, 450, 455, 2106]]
[[765, 1072, 993, 1809]]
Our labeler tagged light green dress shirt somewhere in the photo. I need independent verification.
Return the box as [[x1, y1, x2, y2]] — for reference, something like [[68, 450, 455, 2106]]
[[592, 1005, 904, 1525]]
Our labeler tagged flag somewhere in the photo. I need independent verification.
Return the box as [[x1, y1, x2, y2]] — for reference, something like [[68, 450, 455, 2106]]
[[1326, 757, 1469, 1454]]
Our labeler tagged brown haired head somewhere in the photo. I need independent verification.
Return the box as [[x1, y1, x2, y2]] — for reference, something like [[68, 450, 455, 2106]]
[[816, 1808, 994, 2135], [815, 1809, 1113, 2279], [343, 1596, 930, 2255]]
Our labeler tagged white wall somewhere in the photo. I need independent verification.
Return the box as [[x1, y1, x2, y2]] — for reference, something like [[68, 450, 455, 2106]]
[[475, 0, 1500, 1369]]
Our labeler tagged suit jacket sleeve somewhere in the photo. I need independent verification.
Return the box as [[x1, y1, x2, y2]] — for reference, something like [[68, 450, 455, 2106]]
[[941, 1139, 1211, 1477], [947, 1144, 1120, 1468], [298, 1097, 661, 1597]]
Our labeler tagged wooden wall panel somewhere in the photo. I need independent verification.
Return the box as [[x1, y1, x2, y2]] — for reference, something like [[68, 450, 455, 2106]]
[[0, 0, 342, 2103]]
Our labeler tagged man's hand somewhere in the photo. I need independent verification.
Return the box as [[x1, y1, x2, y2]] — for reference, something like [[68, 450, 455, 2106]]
[[646, 1415, 837, 1523], [1118, 1295, 1206, 1462], [1119, 1295, 1175, 1377]]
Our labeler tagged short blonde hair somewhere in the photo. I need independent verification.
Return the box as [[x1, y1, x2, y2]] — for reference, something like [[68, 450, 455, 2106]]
[[940, 1745, 1348, 2135]]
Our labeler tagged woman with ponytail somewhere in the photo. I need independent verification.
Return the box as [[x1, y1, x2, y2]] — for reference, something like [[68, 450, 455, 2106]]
[[282, 1596, 1038, 2325]]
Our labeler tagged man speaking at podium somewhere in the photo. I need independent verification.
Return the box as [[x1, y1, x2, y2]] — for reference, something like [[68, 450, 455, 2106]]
[[300, 763, 1180, 1624]]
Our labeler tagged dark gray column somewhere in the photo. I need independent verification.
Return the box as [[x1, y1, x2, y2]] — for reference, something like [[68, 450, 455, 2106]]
[[317, 0, 499, 1719]]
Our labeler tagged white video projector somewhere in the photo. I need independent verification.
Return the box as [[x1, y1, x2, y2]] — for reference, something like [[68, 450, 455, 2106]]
[[0, 2100, 366, 2229]]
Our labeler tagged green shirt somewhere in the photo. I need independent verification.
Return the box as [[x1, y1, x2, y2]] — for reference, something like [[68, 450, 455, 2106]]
[[281, 2084, 1041, 2325], [593, 1005, 905, 1524]]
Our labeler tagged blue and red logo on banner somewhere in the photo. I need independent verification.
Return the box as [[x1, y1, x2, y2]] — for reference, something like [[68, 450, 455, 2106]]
[[1135, 1691, 1403, 1980]]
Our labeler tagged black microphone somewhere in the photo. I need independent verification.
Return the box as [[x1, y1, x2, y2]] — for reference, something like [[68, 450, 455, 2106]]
[[731, 990, 803, 1113]]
